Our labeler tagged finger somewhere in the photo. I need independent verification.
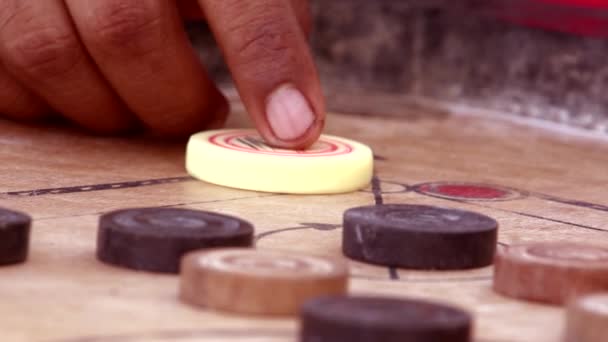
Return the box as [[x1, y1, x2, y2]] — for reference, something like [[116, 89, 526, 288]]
[[0, 1, 135, 133], [65, 0, 229, 137], [290, 0, 312, 37], [200, 0, 325, 149], [178, 0, 204, 21], [178, 0, 311, 36], [0, 65, 51, 121]]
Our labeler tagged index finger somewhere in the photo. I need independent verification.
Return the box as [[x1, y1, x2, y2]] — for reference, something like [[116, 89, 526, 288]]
[[199, 0, 325, 149]]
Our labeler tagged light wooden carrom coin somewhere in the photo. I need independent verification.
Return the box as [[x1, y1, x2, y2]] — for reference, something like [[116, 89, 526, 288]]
[[565, 293, 608, 342], [493, 243, 608, 305], [179, 248, 349, 316]]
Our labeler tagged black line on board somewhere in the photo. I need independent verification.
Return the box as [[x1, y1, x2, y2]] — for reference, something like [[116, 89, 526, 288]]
[[300, 222, 342, 231], [497, 210, 607, 232], [3, 176, 194, 197], [371, 174, 384, 205], [256, 227, 308, 242], [535, 193, 608, 213], [359, 180, 411, 194], [370, 174, 401, 280], [373, 154, 387, 161], [255, 223, 341, 242], [389, 267, 399, 280], [440, 198, 607, 233], [36, 194, 280, 222]]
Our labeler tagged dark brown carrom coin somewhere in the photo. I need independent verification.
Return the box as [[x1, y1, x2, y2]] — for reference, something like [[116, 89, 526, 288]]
[[0, 207, 31, 266], [97, 207, 254, 273], [342, 204, 498, 269], [300, 295, 472, 342]]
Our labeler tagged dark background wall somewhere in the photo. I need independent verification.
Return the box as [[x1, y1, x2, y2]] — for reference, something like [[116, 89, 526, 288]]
[[187, 0, 608, 134]]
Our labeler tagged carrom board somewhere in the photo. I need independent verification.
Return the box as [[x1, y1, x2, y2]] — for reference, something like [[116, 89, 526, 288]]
[[1, 103, 607, 342]]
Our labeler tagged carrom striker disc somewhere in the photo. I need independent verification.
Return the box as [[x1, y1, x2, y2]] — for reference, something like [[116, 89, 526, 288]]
[[342, 204, 498, 269], [0, 207, 31, 265], [186, 129, 373, 194], [493, 242, 608, 304], [97, 208, 254, 273], [300, 295, 472, 342], [180, 248, 348, 316]]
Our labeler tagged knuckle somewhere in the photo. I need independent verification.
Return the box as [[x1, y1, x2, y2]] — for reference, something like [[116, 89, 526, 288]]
[[3, 27, 82, 80], [0, 0, 23, 30], [0, 2, 82, 80], [87, 0, 164, 56], [227, 6, 299, 72]]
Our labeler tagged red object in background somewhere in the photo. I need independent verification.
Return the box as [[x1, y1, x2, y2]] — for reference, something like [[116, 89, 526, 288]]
[[537, 0, 605, 6], [492, 0, 608, 37]]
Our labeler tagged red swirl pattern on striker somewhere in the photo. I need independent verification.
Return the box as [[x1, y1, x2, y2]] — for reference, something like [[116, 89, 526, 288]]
[[208, 131, 353, 157]]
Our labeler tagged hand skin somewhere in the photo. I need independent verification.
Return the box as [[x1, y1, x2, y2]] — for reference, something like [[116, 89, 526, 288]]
[[0, 0, 325, 148]]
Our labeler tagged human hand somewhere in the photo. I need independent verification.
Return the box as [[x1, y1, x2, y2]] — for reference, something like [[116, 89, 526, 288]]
[[0, 0, 324, 148]]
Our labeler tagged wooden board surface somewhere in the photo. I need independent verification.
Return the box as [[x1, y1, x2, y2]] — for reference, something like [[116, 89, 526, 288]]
[[1, 104, 607, 342]]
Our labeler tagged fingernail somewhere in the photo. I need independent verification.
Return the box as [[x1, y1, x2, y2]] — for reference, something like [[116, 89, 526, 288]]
[[266, 85, 315, 141]]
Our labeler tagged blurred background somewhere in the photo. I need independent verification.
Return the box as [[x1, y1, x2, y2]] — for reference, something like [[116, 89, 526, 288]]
[[186, 0, 608, 135]]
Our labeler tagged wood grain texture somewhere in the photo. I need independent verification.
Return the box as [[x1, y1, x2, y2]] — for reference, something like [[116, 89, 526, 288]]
[[0, 105, 607, 342]]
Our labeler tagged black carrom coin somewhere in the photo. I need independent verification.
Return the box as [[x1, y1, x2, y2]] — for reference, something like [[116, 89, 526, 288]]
[[342, 204, 498, 269], [0, 208, 31, 265], [300, 295, 472, 342], [97, 207, 254, 273]]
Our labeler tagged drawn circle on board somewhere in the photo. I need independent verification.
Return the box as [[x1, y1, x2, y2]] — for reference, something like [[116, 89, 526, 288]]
[[413, 182, 527, 201], [360, 180, 410, 194]]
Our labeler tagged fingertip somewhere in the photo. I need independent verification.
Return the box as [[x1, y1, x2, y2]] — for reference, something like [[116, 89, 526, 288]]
[[260, 84, 324, 149]]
